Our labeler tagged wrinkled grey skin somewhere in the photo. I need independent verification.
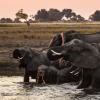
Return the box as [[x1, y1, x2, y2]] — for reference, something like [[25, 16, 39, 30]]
[[13, 48, 51, 82], [47, 39, 100, 90]]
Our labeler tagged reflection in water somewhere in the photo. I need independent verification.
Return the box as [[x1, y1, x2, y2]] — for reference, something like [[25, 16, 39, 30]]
[[0, 76, 100, 100]]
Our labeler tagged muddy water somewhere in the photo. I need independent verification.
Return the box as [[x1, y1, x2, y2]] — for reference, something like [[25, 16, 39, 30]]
[[0, 76, 100, 100]]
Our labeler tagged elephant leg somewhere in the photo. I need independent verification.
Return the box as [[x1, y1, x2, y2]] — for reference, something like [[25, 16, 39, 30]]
[[77, 68, 92, 89], [91, 68, 100, 90], [57, 77, 60, 84], [24, 71, 30, 82], [57, 73, 61, 84], [83, 69, 100, 94]]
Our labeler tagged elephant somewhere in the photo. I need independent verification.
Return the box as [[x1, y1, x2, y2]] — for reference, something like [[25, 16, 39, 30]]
[[47, 39, 100, 91], [49, 30, 100, 77], [37, 64, 81, 84], [49, 30, 100, 47], [13, 47, 51, 82], [37, 65, 58, 84]]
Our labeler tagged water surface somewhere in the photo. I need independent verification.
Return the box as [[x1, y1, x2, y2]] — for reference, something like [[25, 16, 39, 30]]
[[0, 76, 100, 100]]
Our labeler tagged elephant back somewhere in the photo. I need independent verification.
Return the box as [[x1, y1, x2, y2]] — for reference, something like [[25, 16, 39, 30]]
[[73, 43, 100, 69]]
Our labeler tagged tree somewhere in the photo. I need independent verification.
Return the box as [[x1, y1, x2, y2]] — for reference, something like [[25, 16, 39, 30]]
[[0, 18, 13, 23], [14, 18, 21, 23], [34, 8, 62, 21], [34, 8, 85, 22], [62, 9, 72, 18], [62, 9, 85, 22], [15, 9, 30, 26], [76, 15, 85, 21], [89, 10, 100, 21], [48, 9, 62, 21], [35, 9, 49, 21]]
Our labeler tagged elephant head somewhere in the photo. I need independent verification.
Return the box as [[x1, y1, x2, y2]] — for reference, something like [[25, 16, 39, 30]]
[[13, 48, 34, 70], [49, 33, 62, 47], [47, 39, 100, 69], [13, 47, 51, 71], [49, 30, 80, 47]]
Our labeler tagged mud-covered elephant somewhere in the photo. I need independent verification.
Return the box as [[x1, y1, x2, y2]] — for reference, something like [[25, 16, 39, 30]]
[[49, 30, 100, 47], [13, 47, 51, 82], [47, 39, 100, 90]]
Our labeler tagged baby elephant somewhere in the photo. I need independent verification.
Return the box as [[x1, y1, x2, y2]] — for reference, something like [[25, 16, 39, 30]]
[[36, 65, 58, 84]]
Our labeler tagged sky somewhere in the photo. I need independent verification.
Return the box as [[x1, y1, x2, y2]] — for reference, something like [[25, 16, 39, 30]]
[[0, 0, 100, 19]]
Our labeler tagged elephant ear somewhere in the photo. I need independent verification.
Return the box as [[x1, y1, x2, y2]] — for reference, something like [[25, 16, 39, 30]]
[[63, 30, 80, 43], [24, 50, 35, 71], [49, 33, 62, 47], [13, 48, 26, 59], [13, 49, 20, 59], [73, 43, 100, 69], [26, 50, 42, 71]]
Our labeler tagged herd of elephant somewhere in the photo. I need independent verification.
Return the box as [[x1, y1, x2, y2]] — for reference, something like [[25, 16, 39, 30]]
[[13, 30, 100, 93]]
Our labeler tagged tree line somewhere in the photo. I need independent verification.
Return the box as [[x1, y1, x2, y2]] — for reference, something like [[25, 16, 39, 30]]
[[0, 9, 100, 23], [34, 9, 85, 22]]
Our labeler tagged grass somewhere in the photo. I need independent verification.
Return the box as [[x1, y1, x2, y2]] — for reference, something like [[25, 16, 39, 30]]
[[0, 22, 100, 76], [0, 22, 100, 40]]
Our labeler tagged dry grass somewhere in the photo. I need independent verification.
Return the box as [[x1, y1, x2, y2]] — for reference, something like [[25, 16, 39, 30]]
[[0, 22, 100, 40]]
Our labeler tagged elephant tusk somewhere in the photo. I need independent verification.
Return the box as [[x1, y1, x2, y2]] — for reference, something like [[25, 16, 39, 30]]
[[70, 70, 75, 74], [17, 53, 26, 60], [18, 56, 24, 60], [18, 51, 27, 60], [51, 50, 62, 56], [70, 67, 81, 75], [74, 71, 80, 75]]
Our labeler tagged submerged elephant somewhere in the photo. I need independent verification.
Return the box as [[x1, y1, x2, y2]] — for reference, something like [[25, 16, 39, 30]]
[[13, 48, 51, 82], [47, 39, 100, 90], [49, 30, 100, 47]]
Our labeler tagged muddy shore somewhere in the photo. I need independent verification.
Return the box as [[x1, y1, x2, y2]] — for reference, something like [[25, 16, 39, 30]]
[[0, 76, 100, 100]]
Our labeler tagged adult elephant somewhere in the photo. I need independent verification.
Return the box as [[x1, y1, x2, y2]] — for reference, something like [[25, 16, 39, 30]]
[[49, 30, 100, 47], [47, 39, 100, 90], [48, 30, 100, 87], [13, 47, 51, 82]]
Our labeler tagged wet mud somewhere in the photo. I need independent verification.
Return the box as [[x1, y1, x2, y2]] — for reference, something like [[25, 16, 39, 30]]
[[0, 76, 100, 100]]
